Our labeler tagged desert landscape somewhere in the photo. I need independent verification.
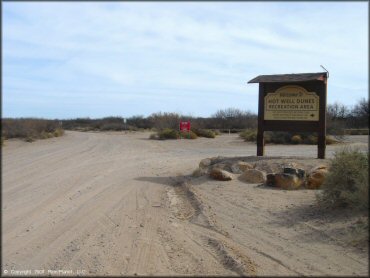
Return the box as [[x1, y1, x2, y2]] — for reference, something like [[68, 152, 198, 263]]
[[2, 131, 368, 276], [3, 2, 368, 277]]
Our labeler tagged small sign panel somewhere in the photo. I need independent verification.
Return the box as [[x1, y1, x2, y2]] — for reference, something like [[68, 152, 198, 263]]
[[180, 121, 191, 131], [264, 85, 319, 121]]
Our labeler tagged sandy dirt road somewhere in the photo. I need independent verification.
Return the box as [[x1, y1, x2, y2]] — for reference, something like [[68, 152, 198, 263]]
[[2, 131, 368, 276]]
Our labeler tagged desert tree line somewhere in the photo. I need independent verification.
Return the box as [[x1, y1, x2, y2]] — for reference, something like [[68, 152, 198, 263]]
[[1, 98, 368, 143]]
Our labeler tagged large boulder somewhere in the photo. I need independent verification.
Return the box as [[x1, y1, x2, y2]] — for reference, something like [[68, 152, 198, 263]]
[[266, 173, 276, 187], [274, 173, 302, 190], [211, 163, 232, 172], [306, 165, 328, 189], [209, 168, 233, 181], [230, 161, 254, 174], [239, 169, 266, 184]]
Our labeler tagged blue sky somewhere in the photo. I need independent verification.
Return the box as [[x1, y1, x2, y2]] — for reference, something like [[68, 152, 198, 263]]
[[3, 2, 368, 119]]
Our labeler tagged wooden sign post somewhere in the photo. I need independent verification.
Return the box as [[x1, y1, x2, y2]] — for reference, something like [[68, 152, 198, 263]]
[[248, 72, 328, 159]]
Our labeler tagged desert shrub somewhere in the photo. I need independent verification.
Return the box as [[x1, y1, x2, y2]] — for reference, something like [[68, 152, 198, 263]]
[[213, 130, 221, 135], [149, 133, 159, 140], [192, 129, 215, 138], [53, 128, 64, 137], [25, 137, 35, 142], [180, 130, 198, 139], [158, 128, 179, 140], [2, 118, 64, 141], [240, 129, 257, 142], [40, 131, 49, 139], [318, 148, 368, 210], [127, 115, 153, 129], [265, 131, 291, 144], [149, 112, 181, 130], [100, 122, 124, 131], [1, 137, 4, 146], [239, 130, 339, 145], [291, 135, 303, 144], [303, 135, 317, 144], [344, 129, 369, 135]]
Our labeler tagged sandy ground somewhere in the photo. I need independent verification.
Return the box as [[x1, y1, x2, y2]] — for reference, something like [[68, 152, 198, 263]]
[[2, 131, 368, 276]]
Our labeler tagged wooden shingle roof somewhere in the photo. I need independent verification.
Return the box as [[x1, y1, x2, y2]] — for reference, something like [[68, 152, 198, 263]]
[[248, 72, 327, 83]]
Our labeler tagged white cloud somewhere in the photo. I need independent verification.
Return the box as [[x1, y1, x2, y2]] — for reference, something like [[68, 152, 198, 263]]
[[3, 2, 368, 118]]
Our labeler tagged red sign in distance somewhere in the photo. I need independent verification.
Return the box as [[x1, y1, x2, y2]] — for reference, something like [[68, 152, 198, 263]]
[[180, 121, 191, 131]]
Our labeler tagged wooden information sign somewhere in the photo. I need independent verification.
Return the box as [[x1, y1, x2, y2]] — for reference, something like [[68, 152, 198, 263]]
[[248, 72, 328, 159]]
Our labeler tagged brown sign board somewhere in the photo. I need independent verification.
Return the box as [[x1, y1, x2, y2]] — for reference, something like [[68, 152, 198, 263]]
[[248, 72, 328, 159]]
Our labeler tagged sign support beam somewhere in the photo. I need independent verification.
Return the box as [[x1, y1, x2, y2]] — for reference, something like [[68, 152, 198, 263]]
[[257, 83, 265, 156]]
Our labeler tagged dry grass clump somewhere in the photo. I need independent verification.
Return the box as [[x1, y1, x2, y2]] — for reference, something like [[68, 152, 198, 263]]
[[318, 148, 368, 210], [2, 118, 64, 142]]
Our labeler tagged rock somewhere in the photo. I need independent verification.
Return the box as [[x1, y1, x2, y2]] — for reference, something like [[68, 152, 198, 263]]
[[199, 158, 212, 169], [231, 161, 254, 174], [266, 173, 276, 187], [192, 167, 206, 177], [283, 167, 305, 179], [310, 165, 328, 172], [239, 169, 266, 184], [274, 173, 302, 190], [283, 162, 299, 169], [306, 166, 328, 189], [253, 161, 281, 174], [209, 168, 233, 181], [209, 156, 227, 165], [211, 163, 232, 172]]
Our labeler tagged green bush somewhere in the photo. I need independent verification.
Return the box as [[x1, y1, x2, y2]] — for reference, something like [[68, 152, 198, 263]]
[[240, 130, 340, 145], [239, 129, 257, 142], [150, 129, 197, 140], [303, 135, 317, 144], [180, 130, 198, 139], [40, 131, 49, 139], [158, 128, 179, 140], [53, 128, 64, 137], [318, 148, 368, 210], [265, 131, 291, 144], [192, 129, 215, 138]]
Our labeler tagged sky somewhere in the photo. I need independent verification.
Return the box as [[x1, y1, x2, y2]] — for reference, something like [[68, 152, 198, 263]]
[[2, 2, 368, 119]]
